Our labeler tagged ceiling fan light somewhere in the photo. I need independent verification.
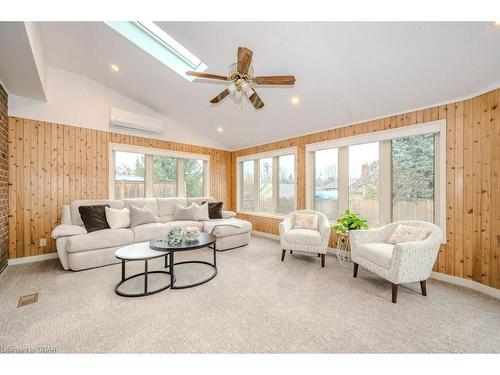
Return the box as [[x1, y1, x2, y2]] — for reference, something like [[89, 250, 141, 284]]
[[240, 80, 254, 96], [228, 82, 237, 94]]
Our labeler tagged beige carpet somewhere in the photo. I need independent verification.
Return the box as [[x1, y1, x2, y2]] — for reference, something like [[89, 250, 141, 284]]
[[1, 234, 499, 353]]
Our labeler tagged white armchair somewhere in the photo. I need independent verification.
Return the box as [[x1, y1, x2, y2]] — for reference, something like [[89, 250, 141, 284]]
[[279, 210, 331, 267], [350, 221, 443, 303]]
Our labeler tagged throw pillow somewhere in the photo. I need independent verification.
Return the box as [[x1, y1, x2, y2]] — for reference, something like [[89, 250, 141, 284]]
[[78, 205, 110, 233], [294, 213, 319, 230], [202, 201, 223, 219], [387, 224, 431, 245], [173, 203, 198, 221], [105, 207, 130, 229], [196, 203, 210, 221], [129, 204, 156, 227]]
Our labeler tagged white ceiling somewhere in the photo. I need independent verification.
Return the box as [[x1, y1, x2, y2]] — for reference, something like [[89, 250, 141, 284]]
[[29, 22, 500, 149]]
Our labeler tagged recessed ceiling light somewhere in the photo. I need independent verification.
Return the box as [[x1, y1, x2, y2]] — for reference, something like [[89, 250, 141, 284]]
[[291, 96, 300, 105], [110, 64, 120, 72], [217, 127, 224, 133]]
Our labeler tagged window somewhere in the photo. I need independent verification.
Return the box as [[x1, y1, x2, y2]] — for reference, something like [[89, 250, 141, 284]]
[[314, 148, 339, 220], [153, 155, 177, 198], [392, 134, 435, 222], [110, 144, 209, 199], [241, 161, 255, 211], [349, 142, 379, 225], [278, 154, 296, 214], [307, 120, 446, 238], [105, 22, 207, 81], [184, 159, 204, 198], [115, 151, 145, 199], [237, 148, 297, 217]]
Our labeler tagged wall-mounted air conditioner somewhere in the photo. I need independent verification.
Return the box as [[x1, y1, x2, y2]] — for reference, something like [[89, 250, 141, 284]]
[[110, 108, 163, 134]]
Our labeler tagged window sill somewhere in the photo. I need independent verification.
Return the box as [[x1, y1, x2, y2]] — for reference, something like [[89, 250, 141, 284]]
[[236, 210, 288, 221]]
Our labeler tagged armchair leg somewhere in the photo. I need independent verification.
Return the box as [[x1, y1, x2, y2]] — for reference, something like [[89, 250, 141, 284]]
[[353, 263, 358, 278], [318, 253, 320, 257], [290, 250, 293, 254], [420, 280, 427, 296], [391, 283, 398, 304], [281, 249, 286, 262], [320, 254, 325, 267]]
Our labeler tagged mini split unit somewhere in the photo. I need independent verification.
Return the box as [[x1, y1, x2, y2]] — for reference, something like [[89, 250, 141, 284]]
[[110, 108, 164, 134]]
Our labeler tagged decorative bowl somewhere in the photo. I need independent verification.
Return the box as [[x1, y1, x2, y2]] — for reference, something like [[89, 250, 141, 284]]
[[184, 226, 200, 241]]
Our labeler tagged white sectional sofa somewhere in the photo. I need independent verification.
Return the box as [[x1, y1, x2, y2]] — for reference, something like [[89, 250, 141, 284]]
[[51, 197, 252, 271]]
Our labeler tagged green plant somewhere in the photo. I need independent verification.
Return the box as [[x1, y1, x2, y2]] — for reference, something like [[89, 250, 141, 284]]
[[332, 209, 368, 235]]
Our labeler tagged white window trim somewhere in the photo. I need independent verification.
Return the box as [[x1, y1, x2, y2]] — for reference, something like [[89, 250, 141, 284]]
[[109, 143, 210, 199], [236, 147, 297, 219], [305, 120, 447, 242]]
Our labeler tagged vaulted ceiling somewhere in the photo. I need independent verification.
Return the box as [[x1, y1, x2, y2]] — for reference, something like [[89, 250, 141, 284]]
[[14, 22, 500, 149]]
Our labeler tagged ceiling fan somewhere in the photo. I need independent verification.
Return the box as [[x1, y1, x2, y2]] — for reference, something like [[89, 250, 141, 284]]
[[186, 46, 296, 109]]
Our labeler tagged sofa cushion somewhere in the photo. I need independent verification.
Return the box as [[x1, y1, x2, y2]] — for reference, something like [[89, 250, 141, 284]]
[[130, 204, 156, 227], [387, 224, 431, 245], [196, 203, 210, 221], [356, 243, 394, 269], [123, 198, 159, 217], [203, 219, 252, 237], [166, 221, 204, 231], [157, 198, 188, 217], [285, 228, 323, 246], [105, 207, 130, 229], [187, 197, 216, 206], [78, 205, 110, 233], [173, 203, 198, 221], [66, 228, 134, 253], [132, 223, 170, 242], [156, 215, 174, 223], [204, 201, 223, 219], [71, 200, 124, 226]]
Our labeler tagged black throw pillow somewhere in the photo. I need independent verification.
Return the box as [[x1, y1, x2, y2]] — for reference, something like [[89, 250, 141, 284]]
[[78, 205, 110, 233], [202, 201, 223, 219]]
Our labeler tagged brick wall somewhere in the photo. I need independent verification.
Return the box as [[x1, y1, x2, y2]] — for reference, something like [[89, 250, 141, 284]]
[[0, 84, 7, 273]]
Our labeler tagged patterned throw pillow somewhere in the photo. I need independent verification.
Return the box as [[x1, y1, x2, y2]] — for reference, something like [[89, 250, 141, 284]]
[[294, 213, 319, 230], [387, 224, 431, 245]]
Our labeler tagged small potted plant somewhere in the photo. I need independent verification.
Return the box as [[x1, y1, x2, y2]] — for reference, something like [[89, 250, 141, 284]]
[[332, 209, 368, 261]]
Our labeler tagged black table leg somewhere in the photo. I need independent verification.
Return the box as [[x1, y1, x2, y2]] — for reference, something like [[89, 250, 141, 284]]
[[121, 260, 125, 282], [169, 251, 175, 287], [144, 260, 148, 294], [213, 246, 217, 268]]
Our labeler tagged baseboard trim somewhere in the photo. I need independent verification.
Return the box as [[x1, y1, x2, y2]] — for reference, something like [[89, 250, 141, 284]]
[[430, 271, 500, 300], [8, 252, 58, 265], [250, 231, 500, 299]]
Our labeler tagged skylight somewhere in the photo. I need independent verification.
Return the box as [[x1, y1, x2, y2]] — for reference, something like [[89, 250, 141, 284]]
[[105, 21, 207, 81]]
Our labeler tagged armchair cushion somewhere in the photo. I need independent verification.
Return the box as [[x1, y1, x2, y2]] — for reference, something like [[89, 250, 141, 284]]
[[294, 213, 319, 230], [286, 229, 323, 246], [387, 224, 430, 244], [355, 243, 394, 269], [51, 224, 87, 239]]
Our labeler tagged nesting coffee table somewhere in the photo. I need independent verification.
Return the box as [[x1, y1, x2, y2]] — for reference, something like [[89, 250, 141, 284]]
[[115, 233, 217, 297], [150, 232, 217, 290]]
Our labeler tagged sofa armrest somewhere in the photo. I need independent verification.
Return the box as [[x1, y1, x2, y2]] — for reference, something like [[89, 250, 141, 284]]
[[222, 210, 236, 219], [51, 224, 87, 239]]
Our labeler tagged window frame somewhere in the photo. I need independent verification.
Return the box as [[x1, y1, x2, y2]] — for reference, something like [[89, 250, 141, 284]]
[[305, 120, 446, 242], [109, 143, 210, 199], [236, 147, 297, 219]]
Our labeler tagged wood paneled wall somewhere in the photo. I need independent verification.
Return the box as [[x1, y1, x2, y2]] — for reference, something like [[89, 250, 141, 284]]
[[231, 88, 500, 290], [8, 118, 232, 259]]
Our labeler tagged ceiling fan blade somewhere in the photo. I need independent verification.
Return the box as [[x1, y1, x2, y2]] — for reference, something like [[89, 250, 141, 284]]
[[210, 89, 230, 104], [254, 75, 296, 85], [248, 90, 264, 109], [186, 71, 228, 81], [237, 47, 253, 75]]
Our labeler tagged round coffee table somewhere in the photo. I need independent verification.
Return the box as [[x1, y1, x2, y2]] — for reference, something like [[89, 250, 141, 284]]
[[149, 232, 217, 289], [115, 242, 173, 297]]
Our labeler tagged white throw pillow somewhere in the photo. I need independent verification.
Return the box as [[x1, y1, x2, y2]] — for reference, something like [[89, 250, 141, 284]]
[[196, 203, 210, 221], [294, 213, 319, 230], [105, 207, 130, 229], [387, 224, 431, 245], [173, 203, 198, 221]]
